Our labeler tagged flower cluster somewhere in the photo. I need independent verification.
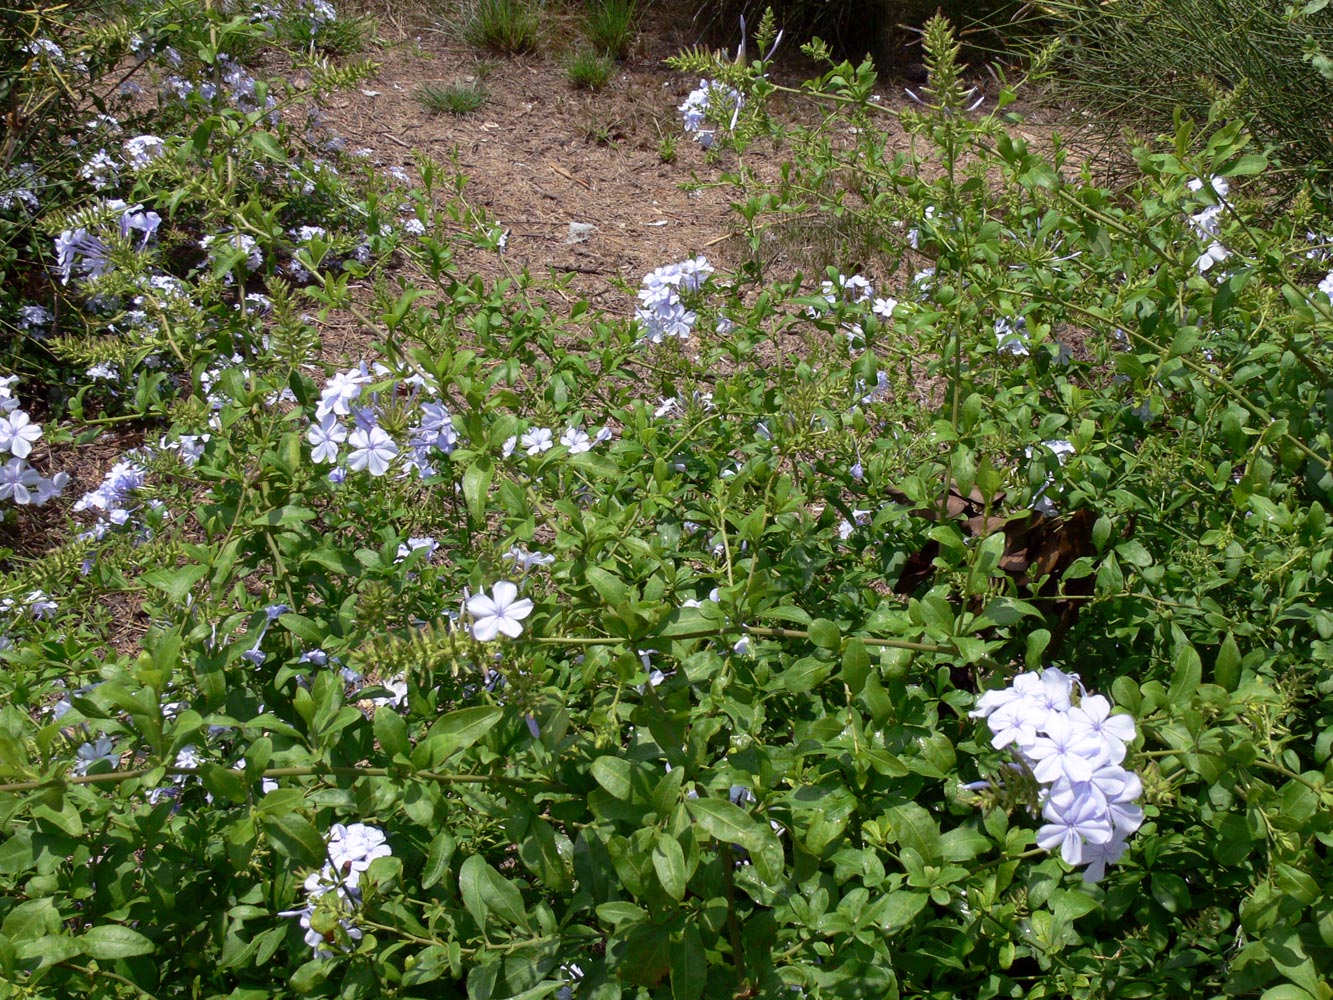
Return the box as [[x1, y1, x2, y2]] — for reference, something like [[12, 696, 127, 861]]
[[279, 823, 392, 959], [162, 54, 277, 118], [0, 378, 66, 507], [806, 272, 895, 348], [971, 667, 1143, 882], [0, 162, 43, 214], [1186, 175, 1231, 274], [501, 424, 612, 458], [123, 134, 167, 169], [53, 199, 164, 286], [73, 457, 149, 539], [678, 80, 742, 148], [200, 231, 264, 274], [635, 255, 714, 343], [307, 363, 459, 480]]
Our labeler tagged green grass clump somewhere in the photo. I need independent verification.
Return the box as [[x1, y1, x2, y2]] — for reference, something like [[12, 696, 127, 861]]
[[566, 49, 614, 90], [463, 0, 543, 54], [415, 80, 489, 115], [282, 12, 378, 56], [583, 0, 638, 59], [1038, 0, 1333, 182]]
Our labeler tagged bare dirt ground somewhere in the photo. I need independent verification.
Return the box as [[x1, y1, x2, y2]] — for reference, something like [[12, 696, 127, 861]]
[[320, 1, 764, 316], [308, 0, 1066, 359]]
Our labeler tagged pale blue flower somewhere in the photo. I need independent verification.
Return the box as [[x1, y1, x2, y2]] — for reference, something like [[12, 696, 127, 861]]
[[0, 410, 42, 459], [1036, 790, 1114, 866], [1027, 712, 1109, 784], [521, 427, 554, 455], [74, 735, 118, 776], [346, 426, 397, 476]]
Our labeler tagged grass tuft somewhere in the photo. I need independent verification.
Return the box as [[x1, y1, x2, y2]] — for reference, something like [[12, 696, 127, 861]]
[[463, 0, 543, 55], [566, 49, 614, 90], [583, 0, 639, 59], [415, 80, 489, 115]]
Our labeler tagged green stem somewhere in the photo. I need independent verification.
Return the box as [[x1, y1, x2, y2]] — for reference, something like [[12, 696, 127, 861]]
[[62, 962, 160, 1000]]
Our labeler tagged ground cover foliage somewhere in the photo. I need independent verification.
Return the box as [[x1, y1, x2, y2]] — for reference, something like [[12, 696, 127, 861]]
[[5, 1, 1333, 998]]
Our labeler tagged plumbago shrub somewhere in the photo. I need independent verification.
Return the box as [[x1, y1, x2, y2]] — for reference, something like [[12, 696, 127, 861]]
[[5, 9, 1333, 1000]]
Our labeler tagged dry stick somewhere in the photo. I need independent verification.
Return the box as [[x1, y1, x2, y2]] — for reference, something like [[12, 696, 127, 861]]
[[549, 162, 590, 189]]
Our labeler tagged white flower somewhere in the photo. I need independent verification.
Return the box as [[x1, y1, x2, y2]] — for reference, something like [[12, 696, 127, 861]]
[[503, 546, 555, 571], [0, 410, 42, 459], [560, 426, 593, 453], [467, 581, 534, 641], [371, 677, 409, 711], [1196, 241, 1230, 273], [327, 822, 393, 884], [307, 413, 347, 464], [521, 427, 554, 455], [1187, 175, 1229, 199], [0, 459, 43, 504], [346, 426, 398, 476]]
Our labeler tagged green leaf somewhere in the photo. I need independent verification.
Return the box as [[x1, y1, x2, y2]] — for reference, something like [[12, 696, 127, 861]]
[[878, 890, 928, 935], [615, 923, 671, 987], [374, 705, 410, 760], [585, 566, 629, 607], [1167, 643, 1202, 708], [783, 655, 834, 693], [1266, 925, 1325, 997], [200, 763, 248, 804], [302, 547, 360, 575], [589, 754, 634, 799], [2, 898, 60, 940], [463, 459, 493, 524], [1259, 987, 1317, 1000], [938, 826, 991, 862], [262, 811, 325, 866], [414, 707, 503, 768], [748, 825, 785, 883], [596, 902, 647, 926], [519, 817, 571, 893], [1215, 632, 1241, 691], [1225, 153, 1268, 176], [13, 934, 84, 969], [460, 855, 527, 929], [278, 613, 325, 645], [422, 831, 456, 890], [809, 618, 841, 650], [81, 925, 154, 959], [670, 923, 706, 1000], [249, 129, 288, 163], [141, 563, 210, 603], [1150, 872, 1191, 914], [841, 638, 871, 694], [688, 797, 767, 852], [652, 833, 687, 900], [886, 802, 940, 865]]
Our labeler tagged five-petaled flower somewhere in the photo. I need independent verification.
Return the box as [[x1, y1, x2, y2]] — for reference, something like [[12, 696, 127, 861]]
[[467, 581, 534, 641]]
